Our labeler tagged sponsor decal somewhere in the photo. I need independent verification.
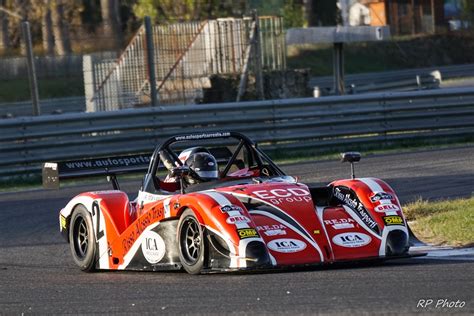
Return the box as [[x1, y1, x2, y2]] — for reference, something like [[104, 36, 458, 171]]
[[374, 203, 400, 212], [139, 192, 163, 203], [332, 232, 371, 248], [226, 215, 251, 225], [370, 192, 393, 203], [220, 205, 244, 213], [256, 224, 287, 236], [90, 190, 122, 195], [374, 203, 400, 213], [141, 231, 166, 264], [264, 229, 286, 236], [324, 218, 356, 230], [163, 202, 171, 218], [63, 155, 150, 171], [122, 207, 164, 253], [237, 228, 259, 239], [383, 215, 404, 226], [60, 214, 67, 230], [252, 188, 312, 205], [333, 187, 379, 234], [174, 132, 230, 141], [122, 232, 136, 254], [267, 238, 307, 253], [332, 223, 354, 230]]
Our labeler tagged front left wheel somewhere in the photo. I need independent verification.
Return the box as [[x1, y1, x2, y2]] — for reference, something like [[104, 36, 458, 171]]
[[177, 209, 206, 274], [69, 205, 97, 272]]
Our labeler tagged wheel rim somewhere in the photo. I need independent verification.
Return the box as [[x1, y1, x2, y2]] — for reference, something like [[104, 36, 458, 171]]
[[73, 216, 89, 258], [180, 217, 201, 264]]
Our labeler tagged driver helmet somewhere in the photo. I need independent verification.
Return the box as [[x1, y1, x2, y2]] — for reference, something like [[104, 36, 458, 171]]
[[185, 152, 219, 183], [178, 147, 210, 164]]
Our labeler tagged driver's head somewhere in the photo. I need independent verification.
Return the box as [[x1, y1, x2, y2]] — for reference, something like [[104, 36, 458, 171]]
[[185, 152, 219, 183]]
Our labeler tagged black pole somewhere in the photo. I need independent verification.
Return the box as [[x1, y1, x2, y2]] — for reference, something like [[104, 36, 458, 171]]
[[144, 16, 158, 107], [333, 42, 345, 95], [21, 21, 41, 115], [252, 10, 264, 100]]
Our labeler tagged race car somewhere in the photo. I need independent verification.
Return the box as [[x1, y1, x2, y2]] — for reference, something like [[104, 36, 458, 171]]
[[43, 131, 420, 274]]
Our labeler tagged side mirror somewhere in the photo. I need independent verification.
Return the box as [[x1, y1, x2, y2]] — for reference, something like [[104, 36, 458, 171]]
[[341, 152, 361, 163], [340, 152, 361, 179]]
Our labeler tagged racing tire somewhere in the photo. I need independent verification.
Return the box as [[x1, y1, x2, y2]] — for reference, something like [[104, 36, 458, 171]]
[[178, 209, 206, 274], [69, 205, 97, 272]]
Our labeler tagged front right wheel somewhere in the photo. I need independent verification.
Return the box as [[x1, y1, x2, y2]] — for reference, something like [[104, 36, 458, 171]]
[[177, 209, 206, 274]]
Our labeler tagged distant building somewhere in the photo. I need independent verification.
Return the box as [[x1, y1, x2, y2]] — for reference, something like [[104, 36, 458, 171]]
[[309, 0, 458, 34], [348, 1, 372, 26], [343, 0, 449, 34], [385, 0, 445, 35]]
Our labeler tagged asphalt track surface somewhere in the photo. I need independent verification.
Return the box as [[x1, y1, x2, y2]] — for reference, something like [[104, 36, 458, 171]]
[[1, 146, 473, 315]]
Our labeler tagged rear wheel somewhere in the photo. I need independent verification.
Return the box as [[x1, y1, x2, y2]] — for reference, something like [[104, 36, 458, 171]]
[[69, 205, 97, 272], [178, 209, 205, 274]]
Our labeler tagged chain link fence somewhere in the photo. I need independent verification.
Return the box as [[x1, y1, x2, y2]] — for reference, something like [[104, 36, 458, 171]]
[[86, 15, 285, 111], [0, 14, 285, 117]]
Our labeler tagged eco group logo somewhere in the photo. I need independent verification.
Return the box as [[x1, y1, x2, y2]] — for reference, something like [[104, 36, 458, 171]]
[[252, 188, 312, 205]]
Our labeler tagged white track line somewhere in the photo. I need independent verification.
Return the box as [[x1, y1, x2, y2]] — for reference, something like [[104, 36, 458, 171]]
[[413, 247, 474, 261]]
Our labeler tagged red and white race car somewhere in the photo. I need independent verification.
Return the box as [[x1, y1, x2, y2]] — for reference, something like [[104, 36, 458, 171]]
[[43, 132, 420, 274]]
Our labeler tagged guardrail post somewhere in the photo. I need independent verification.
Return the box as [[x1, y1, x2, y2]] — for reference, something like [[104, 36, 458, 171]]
[[144, 16, 158, 107], [21, 21, 41, 116], [83, 55, 96, 112]]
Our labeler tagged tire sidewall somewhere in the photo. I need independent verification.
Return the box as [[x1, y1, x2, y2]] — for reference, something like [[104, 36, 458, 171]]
[[177, 209, 205, 274], [69, 205, 97, 271]]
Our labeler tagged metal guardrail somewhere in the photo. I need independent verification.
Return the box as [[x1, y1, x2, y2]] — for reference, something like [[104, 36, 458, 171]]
[[309, 63, 474, 93], [346, 74, 441, 94], [0, 96, 85, 118], [1, 87, 473, 178]]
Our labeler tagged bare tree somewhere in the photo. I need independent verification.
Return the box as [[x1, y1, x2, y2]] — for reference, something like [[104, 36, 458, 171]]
[[14, 0, 28, 55], [50, 0, 71, 55], [133, 0, 244, 23], [41, 0, 54, 55], [0, 8, 9, 50], [303, 0, 316, 26], [100, 0, 122, 49]]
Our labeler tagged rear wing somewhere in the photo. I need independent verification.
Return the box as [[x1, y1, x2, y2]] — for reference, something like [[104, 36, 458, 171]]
[[42, 147, 234, 190], [42, 154, 151, 190]]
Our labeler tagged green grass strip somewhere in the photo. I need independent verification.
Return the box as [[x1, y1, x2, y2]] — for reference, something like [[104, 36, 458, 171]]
[[405, 197, 474, 247]]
